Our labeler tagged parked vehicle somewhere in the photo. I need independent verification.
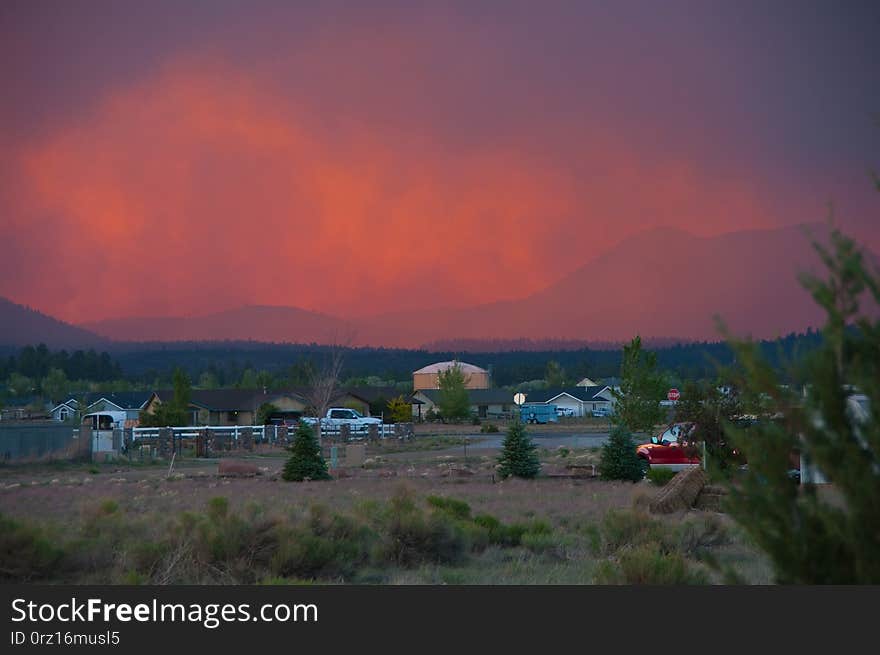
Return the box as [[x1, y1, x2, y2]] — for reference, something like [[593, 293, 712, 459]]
[[521, 403, 559, 424], [591, 408, 610, 418], [635, 422, 701, 470], [555, 407, 575, 418], [300, 408, 382, 432]]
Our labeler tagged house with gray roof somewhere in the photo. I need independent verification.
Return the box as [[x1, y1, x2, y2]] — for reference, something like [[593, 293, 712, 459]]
[[148, 389, 308, 426], [49, 398, 79, 422], [523, 385, 616, 417], [84, 391, 158, 427], [146, 387, 386, 426]]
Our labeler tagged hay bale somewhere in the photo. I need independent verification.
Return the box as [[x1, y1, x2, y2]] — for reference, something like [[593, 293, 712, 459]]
[[649, 466, 708, 514], [218, 460, 261, 477]]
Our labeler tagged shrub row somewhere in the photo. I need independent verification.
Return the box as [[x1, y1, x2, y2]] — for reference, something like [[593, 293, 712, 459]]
[[0, 490, 557, 584]]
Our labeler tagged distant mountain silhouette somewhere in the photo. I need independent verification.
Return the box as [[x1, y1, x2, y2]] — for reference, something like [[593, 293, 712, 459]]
[[82, 305, 354, 344], [354, 223, 840, 346], [0, 297, 108, 348], [68, 223, 873, 348]]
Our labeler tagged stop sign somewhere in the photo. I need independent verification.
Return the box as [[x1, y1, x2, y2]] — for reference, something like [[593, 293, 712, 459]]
[[667, 388, 680, 402]]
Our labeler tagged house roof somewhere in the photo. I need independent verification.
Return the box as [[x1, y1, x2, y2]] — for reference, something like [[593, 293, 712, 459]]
[[339, 386, 404, 403], [85, 391, 155, 411], [49, 399, 79, 413], [413, 389, 514, 405], [184, 388, 373, 412], [185, 389, 289, 411], [524, 386, 612, 403], [284, 387, 374, 406], [413, 360, 488, 375]]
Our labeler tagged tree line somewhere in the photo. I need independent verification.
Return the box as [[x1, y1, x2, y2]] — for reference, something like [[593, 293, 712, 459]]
[[111, 331, 824, 388], [1, 344, 122, 383], [1, 330, 828, 407]]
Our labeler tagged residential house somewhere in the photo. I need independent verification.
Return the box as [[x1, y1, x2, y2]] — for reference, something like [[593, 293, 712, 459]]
[[524, 386, 616, 417], [49, 399, 79, 422], [185, 389, 308, 426], [145, 387, 386, 427], [251, 390, 313, 424], [338, 386, 406, 419], [84, 391, 158, 428], [286, 387, 385, 419]]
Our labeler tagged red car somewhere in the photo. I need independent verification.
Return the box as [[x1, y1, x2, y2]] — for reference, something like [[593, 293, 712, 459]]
[[636, 422, 701, 470]]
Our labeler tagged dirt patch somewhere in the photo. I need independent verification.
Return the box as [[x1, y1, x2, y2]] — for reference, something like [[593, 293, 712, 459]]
[[218, 460, 262, 477]]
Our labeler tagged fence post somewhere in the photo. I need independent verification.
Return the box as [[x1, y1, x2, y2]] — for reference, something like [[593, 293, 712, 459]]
[[241, 427, 254, 452], [158, 427, 173, 459], [80, 426, 93, 462], [394, 423, 413, 441]]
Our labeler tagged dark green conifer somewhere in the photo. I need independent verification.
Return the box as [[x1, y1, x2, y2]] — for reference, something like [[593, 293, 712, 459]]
[[282, 422, 331, 482], [598, 425, 645, 482], [497, 421, 540, 479]]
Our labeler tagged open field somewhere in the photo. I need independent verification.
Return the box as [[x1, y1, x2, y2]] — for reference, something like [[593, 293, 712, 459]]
[[0, 442, 773, 585]]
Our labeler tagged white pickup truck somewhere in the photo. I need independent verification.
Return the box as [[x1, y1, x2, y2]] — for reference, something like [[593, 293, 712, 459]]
[[300, 408, 383, 433]]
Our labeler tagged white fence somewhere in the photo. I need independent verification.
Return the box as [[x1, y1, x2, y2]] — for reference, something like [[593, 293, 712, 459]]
[[132, 424, 283, 443], [130, 422, 404, 444], [304, 423, 402, 438]]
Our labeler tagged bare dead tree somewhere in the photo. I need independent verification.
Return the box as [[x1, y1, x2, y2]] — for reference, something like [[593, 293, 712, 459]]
[[302, 329, 355, 445]]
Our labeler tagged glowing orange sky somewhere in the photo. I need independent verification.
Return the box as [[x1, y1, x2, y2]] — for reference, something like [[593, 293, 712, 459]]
[[9, 56, 788, 323], [1, 3, 878, 327]]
